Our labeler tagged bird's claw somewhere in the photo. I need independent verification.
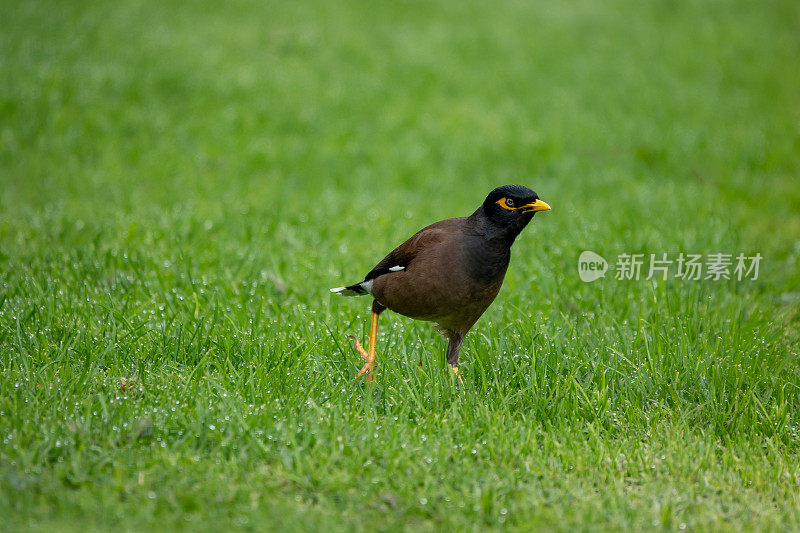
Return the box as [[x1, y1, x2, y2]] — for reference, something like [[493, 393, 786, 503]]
[[357, 362, 375, 379], [347, 335, 370, 362], [348, 335, 375, 381]]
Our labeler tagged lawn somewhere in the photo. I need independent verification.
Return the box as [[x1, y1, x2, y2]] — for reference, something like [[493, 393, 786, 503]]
[[1, 0, 799, 530]]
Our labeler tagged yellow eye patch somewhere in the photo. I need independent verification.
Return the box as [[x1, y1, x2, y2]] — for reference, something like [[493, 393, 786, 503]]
[[496, 198, 516, 211]]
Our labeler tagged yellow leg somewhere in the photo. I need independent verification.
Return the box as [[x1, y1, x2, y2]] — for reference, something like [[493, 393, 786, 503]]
[[452, 365, 464, 385], [348, 310, 379, 380]]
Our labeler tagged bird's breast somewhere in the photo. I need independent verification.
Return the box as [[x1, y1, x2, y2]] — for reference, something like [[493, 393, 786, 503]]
[[459, 235, 511, 286]]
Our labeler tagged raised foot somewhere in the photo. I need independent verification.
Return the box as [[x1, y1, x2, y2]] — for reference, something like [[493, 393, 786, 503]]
[[347, 335, 369, 361], [348, 335, 375, 381], [357, 361, 375, 379]]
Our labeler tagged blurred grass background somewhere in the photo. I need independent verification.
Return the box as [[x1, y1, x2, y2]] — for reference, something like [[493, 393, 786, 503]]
[[1, 0, 799, 530]]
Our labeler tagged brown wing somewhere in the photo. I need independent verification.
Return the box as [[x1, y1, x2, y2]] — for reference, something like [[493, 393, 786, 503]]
[[363, 218, 466, 282]]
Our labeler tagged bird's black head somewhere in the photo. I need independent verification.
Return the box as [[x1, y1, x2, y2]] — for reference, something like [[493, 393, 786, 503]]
[[470, 184, 551, 244], [468, 184, 551, 243], [482, 184, 551, 225]]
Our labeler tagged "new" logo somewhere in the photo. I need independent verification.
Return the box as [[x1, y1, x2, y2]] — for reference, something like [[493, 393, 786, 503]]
[[578, 250, 608, 282]]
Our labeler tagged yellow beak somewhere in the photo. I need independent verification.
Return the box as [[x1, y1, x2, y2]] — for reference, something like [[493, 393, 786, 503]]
[[521, 199, 551, 213]]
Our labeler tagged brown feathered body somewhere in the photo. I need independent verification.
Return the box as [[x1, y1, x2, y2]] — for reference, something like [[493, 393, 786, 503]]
[[371, 217, 508, 333]]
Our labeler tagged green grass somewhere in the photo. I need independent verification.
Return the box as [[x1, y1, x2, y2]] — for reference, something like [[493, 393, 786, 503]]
[[2, 0, 800, 530]]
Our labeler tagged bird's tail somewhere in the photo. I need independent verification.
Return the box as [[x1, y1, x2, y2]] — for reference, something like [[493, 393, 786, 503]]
[[330, 281, 370, 296]]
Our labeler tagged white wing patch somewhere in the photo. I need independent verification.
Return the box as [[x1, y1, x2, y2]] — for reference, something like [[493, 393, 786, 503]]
[[389, 266, 405, 272]]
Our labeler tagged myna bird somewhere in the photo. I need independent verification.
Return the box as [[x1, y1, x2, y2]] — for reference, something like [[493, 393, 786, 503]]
[[330, 184, 550, 379]]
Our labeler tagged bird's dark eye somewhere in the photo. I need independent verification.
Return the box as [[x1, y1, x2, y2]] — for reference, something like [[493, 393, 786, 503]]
[[505, 198, 515, 208]]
